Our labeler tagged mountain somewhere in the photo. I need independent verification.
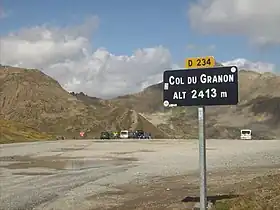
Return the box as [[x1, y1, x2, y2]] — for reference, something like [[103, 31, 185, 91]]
[[112, 83, 164, 113], [1, 65, 279, 141], [0, 66, 166, 141], [113, 70, 280, 139], [222, 58, 276, 73]]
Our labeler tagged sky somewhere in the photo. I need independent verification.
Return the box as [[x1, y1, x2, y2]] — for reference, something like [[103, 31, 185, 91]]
[[0, 0, 280, 98]]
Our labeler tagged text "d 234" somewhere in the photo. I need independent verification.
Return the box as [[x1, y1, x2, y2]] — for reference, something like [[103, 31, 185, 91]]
[[185, 56, 215, 69]]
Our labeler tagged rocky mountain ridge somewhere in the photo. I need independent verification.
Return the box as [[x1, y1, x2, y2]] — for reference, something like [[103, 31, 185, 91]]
[[0, 66, 166, 141], [1, 65, 279, 141]]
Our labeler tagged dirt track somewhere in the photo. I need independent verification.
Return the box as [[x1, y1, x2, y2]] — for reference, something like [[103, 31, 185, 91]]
[[0, 139, 280, 210]]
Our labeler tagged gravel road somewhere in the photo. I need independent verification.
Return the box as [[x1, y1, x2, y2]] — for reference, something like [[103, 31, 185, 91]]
[[0, 139, 280, 210]]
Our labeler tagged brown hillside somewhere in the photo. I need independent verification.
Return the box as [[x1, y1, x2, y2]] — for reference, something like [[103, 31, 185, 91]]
[[1, 65, 279, 140], [113, 70, 280, 139], [0, 66, 166, 140], [0, 66, 102, 137], [71, 92, 167, 138], [113, 83, 164, 113]]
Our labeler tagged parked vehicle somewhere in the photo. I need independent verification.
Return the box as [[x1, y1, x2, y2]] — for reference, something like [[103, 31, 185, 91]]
[[120, 130, 129, 139], [112, 131, 119, 139], [100, 131, 110, 139], [128, 131, 135, 139], [240, 129, 252, 140], [135, 130, 144, 139], [144, 132, 151, 139]]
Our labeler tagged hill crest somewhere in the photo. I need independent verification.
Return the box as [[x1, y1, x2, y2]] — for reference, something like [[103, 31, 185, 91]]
[[0, 66, 166, 141], [1, 66, 279, 140]]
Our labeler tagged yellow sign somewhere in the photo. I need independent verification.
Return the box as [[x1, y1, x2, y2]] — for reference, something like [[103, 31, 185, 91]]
[[185, 56, 215, 69]]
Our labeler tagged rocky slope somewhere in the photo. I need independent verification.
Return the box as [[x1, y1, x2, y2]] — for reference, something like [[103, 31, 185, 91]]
[[113, 70, 280, 139], [0, 66, 166, 141], [1, 65, 279, 141]]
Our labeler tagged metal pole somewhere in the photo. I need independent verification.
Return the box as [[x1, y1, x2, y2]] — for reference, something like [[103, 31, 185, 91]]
[[198, 106, 207, 209]]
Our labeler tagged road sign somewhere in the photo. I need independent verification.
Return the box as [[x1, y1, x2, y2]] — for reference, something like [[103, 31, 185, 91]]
[[169, 56, 235, 210], [185, 56, 215, 69], [163, 66, 238, 107]]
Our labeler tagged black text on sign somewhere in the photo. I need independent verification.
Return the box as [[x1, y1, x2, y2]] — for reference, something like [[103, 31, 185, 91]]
[[185, 56, 215, 69]]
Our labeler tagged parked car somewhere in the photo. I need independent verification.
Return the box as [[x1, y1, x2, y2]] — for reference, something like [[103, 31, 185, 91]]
[[111, 131, 120, 139], [135, 130, 145, 139], [144, 132, 151, 139], [120, 130, 129, 139], [128, 131, 135, 139], [100, 131, 110, 139]]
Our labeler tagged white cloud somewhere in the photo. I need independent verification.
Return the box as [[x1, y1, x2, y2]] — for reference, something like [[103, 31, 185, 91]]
[[188, 0, 280, 46], [0, 15, 277, 99], [0, 16, 173, 98], [222, 58, 276, 73]]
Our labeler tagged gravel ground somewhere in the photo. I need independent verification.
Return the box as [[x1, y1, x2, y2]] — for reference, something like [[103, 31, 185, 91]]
[[0, 139, 280, 210]]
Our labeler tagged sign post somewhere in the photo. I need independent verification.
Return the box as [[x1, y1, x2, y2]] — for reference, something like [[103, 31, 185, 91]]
[[198, 105, 206, 209], [163, 56, 238, 210], [186, 56, 215, 210]]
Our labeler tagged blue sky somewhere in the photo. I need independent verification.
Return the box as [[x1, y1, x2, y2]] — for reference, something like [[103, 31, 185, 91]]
[[1, 0, 280, 70]]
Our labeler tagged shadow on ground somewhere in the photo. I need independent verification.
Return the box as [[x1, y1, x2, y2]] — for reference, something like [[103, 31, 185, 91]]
[[182, 194, 240, 204]]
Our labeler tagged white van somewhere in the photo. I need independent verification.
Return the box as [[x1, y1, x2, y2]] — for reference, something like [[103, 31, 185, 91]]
[[120, 130, 129, 139], [240, 129, 252, 140]]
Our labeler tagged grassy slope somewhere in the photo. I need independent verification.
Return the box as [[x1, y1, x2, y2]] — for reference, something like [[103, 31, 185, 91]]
[[215, 173, 280, 210], [0, 119, 54, 144]]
